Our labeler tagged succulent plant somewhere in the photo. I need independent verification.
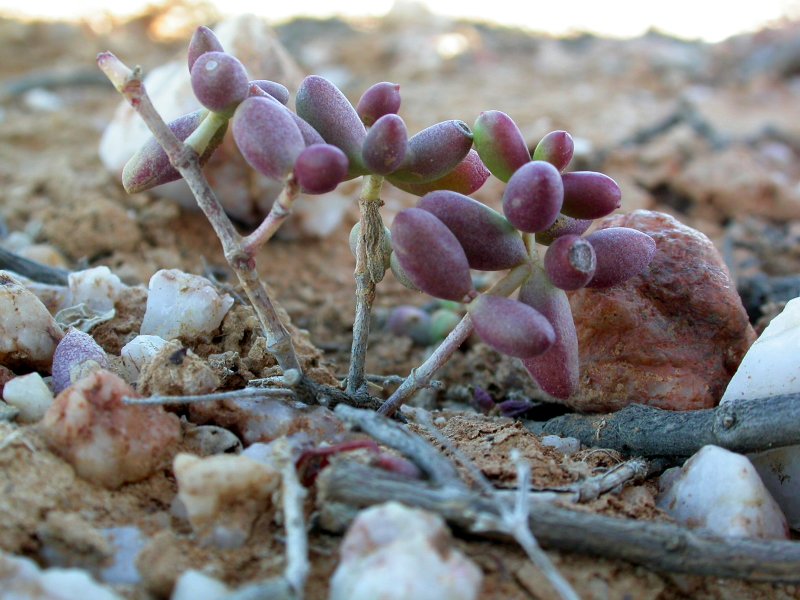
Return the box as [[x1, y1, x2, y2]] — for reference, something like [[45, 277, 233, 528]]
[[389, 113, 657, 399], [109, 25, 657, 410]]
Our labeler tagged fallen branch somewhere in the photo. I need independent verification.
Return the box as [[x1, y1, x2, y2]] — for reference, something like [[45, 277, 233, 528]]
[[319, 460, 800, 584], [525, 394, 800, 458]]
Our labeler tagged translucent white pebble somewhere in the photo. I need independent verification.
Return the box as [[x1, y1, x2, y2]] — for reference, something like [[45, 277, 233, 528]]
[[330, 502, 483, 600], [120, 335, 169, 383], [720, 297, 800, 530], [0, 550, 122, 600], [540, 435, 581, 456], [2, 372, 54, 423], [657, 445, 788, 540], [173, 453, 281, 548], [0, 271, 63, 371], [68, 266, 127, 313], [140, 270, 233, 341], [99, 527, 146, 585], [171, 570, 230, 600]]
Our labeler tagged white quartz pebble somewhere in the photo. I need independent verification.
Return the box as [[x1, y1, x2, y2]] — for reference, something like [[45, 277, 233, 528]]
[[3, 372, 54, 423], [171, 570, 230, 600], [173, 453, 281, 549], [657, 445, 788, 540], [68, 266, 127, 313], [0, 271, 63, 371], [120, 335, 169, 383], [540, 435, 581, 456], [720, 297, 800, 530], [140, 270, 233, 341], [330, 502, 483, 600], [0, 550, 122, 600]]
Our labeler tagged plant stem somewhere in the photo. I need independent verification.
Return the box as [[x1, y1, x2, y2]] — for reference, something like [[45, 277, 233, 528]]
[[97, 52, 302, 374], [346, 174, 385, 395], [242, 180, 300, 256], [184, 110, 228, 154], [378, 263, 532, 417]]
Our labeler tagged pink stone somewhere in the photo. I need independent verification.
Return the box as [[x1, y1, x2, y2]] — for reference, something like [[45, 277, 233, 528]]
[[567, 210, 755, 412]]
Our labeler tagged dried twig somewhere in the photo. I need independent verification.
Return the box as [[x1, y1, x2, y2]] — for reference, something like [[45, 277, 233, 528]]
[[319, 460, 800, 583], [122, 387, 296, 406], [0, 246, 69, 285], [280, 451, 309, 599], [526, 394, 800, 458], [324, 406, 800, 584]]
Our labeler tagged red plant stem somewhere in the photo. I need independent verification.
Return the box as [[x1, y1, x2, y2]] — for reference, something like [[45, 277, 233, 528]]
[[97, 52, 301, 373], [378, 263, 532, 417]]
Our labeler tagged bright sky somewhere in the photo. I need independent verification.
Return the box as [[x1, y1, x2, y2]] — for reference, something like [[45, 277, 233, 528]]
[[1, 0, 799, 42]]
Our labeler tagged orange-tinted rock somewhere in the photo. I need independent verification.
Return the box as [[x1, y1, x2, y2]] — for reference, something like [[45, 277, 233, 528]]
[[568, 210, 755, 412], [41, 369, 181, 488]]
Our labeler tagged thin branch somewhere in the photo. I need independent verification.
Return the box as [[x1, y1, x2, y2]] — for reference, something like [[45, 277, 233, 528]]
[[346, 174, 384, 395], [122, 387, 295, 406], [525, 394, 800, 458], [319, 460, 800, 584], [280, 455, 309, 599], [96, 52, 302, 375], [379, 263, 532, 417], [0, 246, 69, 285], [242, 181, 301, 256]]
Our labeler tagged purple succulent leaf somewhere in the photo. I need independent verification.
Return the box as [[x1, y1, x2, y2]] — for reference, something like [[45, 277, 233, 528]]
[[390, 149, 489, 196], [356, 81, 401, 127], [418, 190, 527, 271], [190, 51, 249, 114], [390, 208, 474, 302], [468, 294, 555, 359], [232, 97, 305, 180], [295, 75, 368, 177], [585, 227, 656, 288], [472, 110, 531, 182], [389, 251, 419, 291], [294, 144, 349, 194], [532, 130, 574, 172], [187, 26, 224, 72], [543, 234, 597, 290], [249, 79, 290, 105], [387, 305, 433, 346], [362, 114, 408, 175], [473, 386, 496, 413], [52, 329, 108, 394], [122, 109, 227, 193], [536, 214, 592, 246], [502, 160, 564, 233], [497, 398, 536, 418], [518, 268, 579, 399], [561, 171, 622, 219], [388, 120, 473, 184]]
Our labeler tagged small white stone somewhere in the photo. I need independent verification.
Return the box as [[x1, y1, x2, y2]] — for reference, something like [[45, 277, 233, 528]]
[[330, 502, 482, 600], [540, 435, 581, 456], [99, 526, 146, 585], [140, 270, 233, 341], [120, 335, 169, 383], [68, 266, 127, 313], [23, 88, 64, 112], [0, 550, 122, 600], [720, 297, 800, 530], [657, 445, 788, 540], [3, 372, 54, 423], [0, 271, 63, 371], [171, 570, 230, 600], [173, 453, 281, 548]]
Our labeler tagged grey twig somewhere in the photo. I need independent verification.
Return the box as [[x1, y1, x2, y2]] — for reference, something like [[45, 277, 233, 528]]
[[122, 387, 296, 406], [525, 395, 800, 458], [0, 246, 70, 285], [319, 460, 800, 583]]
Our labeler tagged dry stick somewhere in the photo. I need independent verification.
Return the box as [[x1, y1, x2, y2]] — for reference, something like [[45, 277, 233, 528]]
[[96, 53, 301, 375], [241, 180, 301, 256], [346, 174, 385, 395], [525, 394, 800, 458], [122, 387, 295, 406], [280, 456, 309, 599], [378, 263, 533, 417], [320, 460, 800, 583]]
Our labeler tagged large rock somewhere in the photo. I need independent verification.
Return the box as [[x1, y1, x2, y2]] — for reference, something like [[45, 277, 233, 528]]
[[568, 210, 754, 412]]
